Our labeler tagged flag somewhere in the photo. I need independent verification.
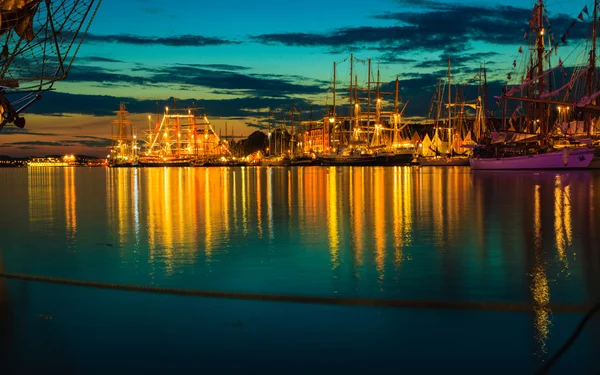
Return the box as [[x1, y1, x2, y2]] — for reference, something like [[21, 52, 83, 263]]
[[583, 5, 589, 15], [518, 46, 523, 53], [561, 34, 566, 43], [513, 60, 517, 67], [524, 32, 527, 39], [578, 12, 584, 21], [507, 73, 512, 80], [559, 57, 563, 65]]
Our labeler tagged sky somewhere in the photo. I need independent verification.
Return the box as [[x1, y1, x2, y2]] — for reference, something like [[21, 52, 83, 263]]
[[0, 0, 596, 157]]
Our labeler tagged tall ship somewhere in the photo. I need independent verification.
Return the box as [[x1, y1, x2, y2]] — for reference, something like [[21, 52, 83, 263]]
[[108, 103, 137, 167], [138, 105, 230, 167], [305, 54, 416, 166], [418, 59, 483, 166], [469, 0, 596, 170]]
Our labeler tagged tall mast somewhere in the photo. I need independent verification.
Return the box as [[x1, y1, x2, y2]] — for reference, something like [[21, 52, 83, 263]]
[[447, 57, 452, 155], [267, 110, 271, 156], [333, 61, 336, 117], [367, 58, 371, 138], [331, 62, 336, 151], [349, 53, 353, 140], [354, 74, 359, 139], [536, 0, 547, 135], [376, 62, 381, 126], [588, 0, 598, 136], [394, 77, 399, 144]]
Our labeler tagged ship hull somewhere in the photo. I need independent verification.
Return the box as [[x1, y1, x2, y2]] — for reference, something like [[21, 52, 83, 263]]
[[318, 155, 378, 166], [419, 157, 470, 166], [374, 152, 415, 166], [137, 157, 192, 167], [469, 148, 594, 170]]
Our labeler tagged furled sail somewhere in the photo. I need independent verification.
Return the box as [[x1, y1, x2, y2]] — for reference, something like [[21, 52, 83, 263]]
[[0, 0, 41, 41]]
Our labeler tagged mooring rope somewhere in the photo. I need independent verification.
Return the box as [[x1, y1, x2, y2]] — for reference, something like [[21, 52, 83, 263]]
[[0, 271, 598, 374], [0, 271, 591, 313]]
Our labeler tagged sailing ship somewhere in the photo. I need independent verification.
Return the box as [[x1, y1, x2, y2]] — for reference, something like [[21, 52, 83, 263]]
[[470, 0, 596, 170], [139, 105, 230, 167], [312, 54, 416, 166], [418, 59, 485, 166], [108, 104, 137, 167]]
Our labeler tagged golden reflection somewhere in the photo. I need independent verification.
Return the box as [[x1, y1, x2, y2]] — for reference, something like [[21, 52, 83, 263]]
[[267, 168, 274, 240], [64, 167, 76, 241], [141, 168, 201, 275], [351, 168, 365, 266], [256, 169, 263, 238], [132, 168, 140, 244], [553, 177, 572, 269], [393, 167, 413, 269], [532, 184, 550, 356], [204, 168, 213, 262], [241, 167, 248, 236], [28, 167, 56, 226], [327, 168, 339, 270], [288, 169, 293, 232], [222, 169, 230, 238], [373, 168, 386, 284]]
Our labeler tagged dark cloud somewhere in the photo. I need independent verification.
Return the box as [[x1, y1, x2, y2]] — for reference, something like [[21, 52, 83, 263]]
[[252, 2, 591, 57], [178, 63, 251, 71], [22, 92, 319, 119], [78, 56, 124, 63], [5, 141, 65, 147], [415, 52, 500, 69], [67, 64, 325, 97], [0, 128, 57, 136], [1, 137, 111, 149], [82, 33, 240, 47], [66, 65, 149, 86]]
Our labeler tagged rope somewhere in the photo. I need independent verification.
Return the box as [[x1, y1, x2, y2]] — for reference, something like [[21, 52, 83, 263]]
[[534, 302, 600, 375], [1, 271, 598, 373], [0, 271, 592, 313]]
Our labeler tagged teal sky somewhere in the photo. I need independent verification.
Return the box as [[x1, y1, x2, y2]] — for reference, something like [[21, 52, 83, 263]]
[[0, 0, 596, 156]]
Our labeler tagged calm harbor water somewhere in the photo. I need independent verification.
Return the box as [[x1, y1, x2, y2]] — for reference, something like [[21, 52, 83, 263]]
[[0, 166, 599, 374]]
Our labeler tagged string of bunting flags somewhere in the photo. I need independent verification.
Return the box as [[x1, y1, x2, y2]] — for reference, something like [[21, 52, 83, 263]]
[[506, 4, 591, 81]]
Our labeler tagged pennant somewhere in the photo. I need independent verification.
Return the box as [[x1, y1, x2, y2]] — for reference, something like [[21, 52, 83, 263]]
[[583, 5, 589, 15], [507, 73, 512, 80], [578, 12, 584, 21], [518, 46, 523, 53]]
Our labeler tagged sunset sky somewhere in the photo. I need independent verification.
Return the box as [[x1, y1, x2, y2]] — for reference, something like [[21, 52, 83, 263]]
[[0, 0, 595, 156]]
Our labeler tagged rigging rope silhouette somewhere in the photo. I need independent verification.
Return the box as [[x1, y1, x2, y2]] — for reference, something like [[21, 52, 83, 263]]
[[0, 0, 101, 130]]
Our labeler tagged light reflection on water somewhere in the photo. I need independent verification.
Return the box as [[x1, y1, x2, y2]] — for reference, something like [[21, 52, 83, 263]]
[[0, 166, 599, 373]]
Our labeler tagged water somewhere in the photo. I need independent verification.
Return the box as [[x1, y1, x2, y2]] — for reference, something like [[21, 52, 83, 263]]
[[0, 166, 599, 374]]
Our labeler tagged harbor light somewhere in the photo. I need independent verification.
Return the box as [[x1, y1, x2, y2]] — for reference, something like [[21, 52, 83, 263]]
[[329, 117, 335, 123]]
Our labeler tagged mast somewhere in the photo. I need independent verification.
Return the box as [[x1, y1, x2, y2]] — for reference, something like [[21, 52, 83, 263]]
[[447, 57, 452, 155], [367, 58, 371, 140], [376, 62, 381, 127], [536, 0, 547, 135], [483, 63, 488, 138], [331, 62, 336, 151], [588, 0, 598, 136], [349, 53, 353, 143], [333, 61, 336, 117], [394, 77, 400, 145], [267, 110, 271, 156]]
